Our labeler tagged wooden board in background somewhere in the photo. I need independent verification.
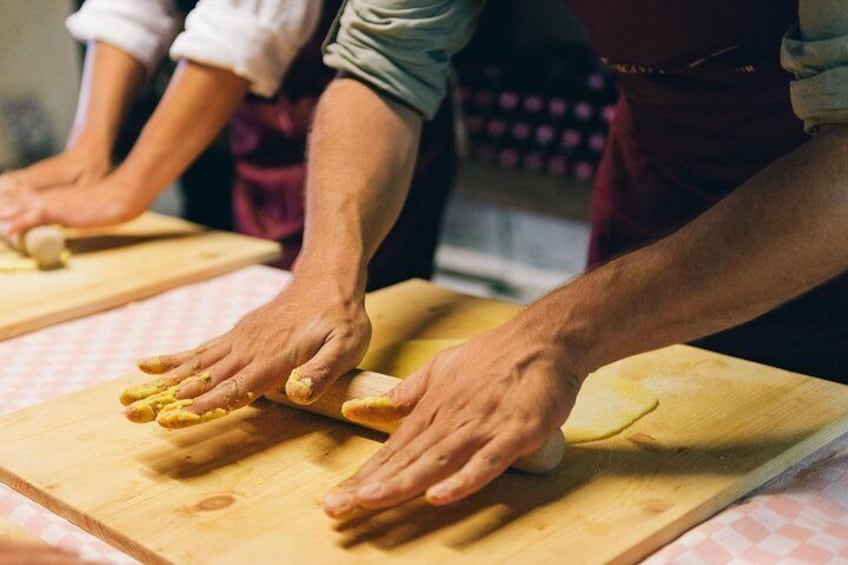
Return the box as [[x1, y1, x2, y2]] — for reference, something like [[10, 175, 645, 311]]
[[0, 212, 280, 340], [1, 280, 848, 564]]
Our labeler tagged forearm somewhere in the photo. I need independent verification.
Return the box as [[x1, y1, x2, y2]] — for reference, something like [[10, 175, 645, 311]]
[[296, 78, 422, 294], [68, 41, 145, 154], [519, 126, 848, 377], [112, 61, 249, 207]]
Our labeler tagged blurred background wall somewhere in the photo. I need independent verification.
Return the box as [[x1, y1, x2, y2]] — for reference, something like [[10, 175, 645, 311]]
[[0, 0, 608, 302], [0, 1, 80, 169]]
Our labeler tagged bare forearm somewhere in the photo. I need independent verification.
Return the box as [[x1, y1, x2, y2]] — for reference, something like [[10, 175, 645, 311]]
[[113, 61, 249, 206], [296, 79, 422, 293], [520, 126, 848, 377], [69, 42, 145, 153]]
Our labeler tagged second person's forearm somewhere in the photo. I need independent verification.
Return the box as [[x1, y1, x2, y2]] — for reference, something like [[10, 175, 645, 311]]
[[68, 41, 146, 154], [112, 61, 250, 207]]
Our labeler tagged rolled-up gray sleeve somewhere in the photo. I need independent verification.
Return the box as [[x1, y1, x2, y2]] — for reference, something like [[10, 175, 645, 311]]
[[323, 0, 485, 119], [781, 0, 848, 133]]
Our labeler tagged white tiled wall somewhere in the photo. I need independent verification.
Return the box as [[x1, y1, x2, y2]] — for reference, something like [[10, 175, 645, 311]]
[[435, 193, 591, 303]]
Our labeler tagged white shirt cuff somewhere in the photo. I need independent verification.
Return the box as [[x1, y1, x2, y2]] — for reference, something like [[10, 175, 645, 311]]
[[66, 0, 177, 76], [170, 0, 320, 98]]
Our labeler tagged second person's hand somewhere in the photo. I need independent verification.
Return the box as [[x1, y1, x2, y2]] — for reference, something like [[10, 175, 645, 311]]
[[0, 173, 147, 235], [0, 144, 110, 197]]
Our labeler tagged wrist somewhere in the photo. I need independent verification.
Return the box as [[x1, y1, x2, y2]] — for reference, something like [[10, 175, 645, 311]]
[[505, 291, 603, 383], [66, 126, 114, 159], [105, 167, 157, 215], [292, 253, 368, 301], [64, 133, 112, 173]]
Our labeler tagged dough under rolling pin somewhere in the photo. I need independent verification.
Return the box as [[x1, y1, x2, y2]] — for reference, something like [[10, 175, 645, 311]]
[[0, 223, 66, 268]]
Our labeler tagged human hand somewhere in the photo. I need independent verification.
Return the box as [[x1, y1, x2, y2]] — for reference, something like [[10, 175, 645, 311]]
[[121, 269, 372, 428], [0, 143, 110, 196], [0, 540, 90, 565], [0, 172, 146, 234], [323, 323, 583, 517]]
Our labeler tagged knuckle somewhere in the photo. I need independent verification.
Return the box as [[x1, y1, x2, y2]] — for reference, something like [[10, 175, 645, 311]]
[[481, 451, 505, 469], [373, 445, 397, 465], [217, 379, 242, 406]]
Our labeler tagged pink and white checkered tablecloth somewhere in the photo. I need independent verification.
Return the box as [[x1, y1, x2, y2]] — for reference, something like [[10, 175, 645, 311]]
[[2, 265, 847, 564]]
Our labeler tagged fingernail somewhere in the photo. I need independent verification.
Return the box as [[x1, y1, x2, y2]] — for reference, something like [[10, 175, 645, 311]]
[[286, 369, 314, 402], [323, 492, 354, 515], [137, 356, 163, 373], [357, 482, 384, 501], [426, 478, 461, 503]]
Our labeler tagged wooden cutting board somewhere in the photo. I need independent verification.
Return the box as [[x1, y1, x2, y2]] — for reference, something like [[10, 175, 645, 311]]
[[0, 212, 280, 340], [1, 280, 848, 564]]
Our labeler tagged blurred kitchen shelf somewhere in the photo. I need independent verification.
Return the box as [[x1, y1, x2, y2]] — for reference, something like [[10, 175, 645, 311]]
[[456, 161, 593, 221]]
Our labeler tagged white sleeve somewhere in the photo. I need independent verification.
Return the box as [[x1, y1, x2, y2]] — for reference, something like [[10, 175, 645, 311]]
[[170, 0, 322, 98], [65, 0, 178, 76]]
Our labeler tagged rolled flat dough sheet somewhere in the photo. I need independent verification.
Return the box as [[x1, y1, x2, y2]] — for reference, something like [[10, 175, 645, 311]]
[[359, 339, 658, 444], [0, 242, 69, 272], [0, 243, 37, 272]]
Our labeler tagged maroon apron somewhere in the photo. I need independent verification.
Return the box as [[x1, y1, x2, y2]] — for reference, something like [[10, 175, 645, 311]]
[[566, 1, 847, 380], [229, 0, 456, 290]]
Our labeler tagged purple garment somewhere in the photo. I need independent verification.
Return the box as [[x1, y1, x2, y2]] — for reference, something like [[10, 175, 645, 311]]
[[229, 0, 456, 290], [567, 0, 847, 380]]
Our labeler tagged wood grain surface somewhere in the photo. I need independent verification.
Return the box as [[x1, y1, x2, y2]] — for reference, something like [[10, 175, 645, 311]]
[[0, 212, 280, 340], [0, 280, 847, 564]]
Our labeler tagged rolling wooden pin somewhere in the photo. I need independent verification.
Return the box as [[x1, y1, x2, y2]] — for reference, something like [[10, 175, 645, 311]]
[[268, 369, 566, 474], [0, 223, 65, 268]]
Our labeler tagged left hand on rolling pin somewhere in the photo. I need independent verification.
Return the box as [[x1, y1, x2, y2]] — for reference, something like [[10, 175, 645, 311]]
[[0, 175, 144, 235], [121, 270, 372, 428], [323, 322, 584, 517]]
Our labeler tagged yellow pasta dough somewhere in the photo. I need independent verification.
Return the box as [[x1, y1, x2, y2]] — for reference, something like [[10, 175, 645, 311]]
[[0, 243, 38, 272], [0, 241, 69, 272]]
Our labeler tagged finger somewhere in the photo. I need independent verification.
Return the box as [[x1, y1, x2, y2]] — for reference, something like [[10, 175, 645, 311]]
[[175, 354, 246, 399], [124, 374, 209, 423], [121, 343, 229, 405], [425, 435, 521, 506], [285, 338, 358, 404], [0, 195, 64, 233], [1, 159, 78, 192], [323, 411, 451, 518], [341, 367, 429, 425], [136, 339, 222, 374], [156, 365, 264, 429], [4, 207, 48, 236], [352, 428, 487, 511]]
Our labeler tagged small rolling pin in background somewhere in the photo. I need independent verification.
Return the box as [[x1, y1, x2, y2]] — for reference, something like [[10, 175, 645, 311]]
[[0, 223, 66, 268], [269, 369, 567, 474]]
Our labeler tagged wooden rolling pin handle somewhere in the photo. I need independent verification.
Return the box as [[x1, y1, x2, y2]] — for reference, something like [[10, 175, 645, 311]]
[[2, 224, 65, 267], [269, 369, 565, 474]]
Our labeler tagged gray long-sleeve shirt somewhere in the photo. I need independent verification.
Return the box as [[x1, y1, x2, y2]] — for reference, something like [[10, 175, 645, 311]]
[[324, 0, 848, 132]]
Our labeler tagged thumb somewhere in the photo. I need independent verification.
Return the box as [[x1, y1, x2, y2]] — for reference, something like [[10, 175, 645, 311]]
[[341, 365, 430, 428], [285, 338, 360, 405]]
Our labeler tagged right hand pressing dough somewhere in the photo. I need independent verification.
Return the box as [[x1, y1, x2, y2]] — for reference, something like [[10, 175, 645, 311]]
[[350, 340, 659, 447]]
